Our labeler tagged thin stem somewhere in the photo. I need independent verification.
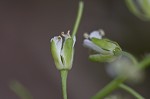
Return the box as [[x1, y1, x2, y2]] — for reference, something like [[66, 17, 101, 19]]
[[60, 70, 68, 99], [71, 1, 84, 37], [9, 81, 33, 99], [122, 51, 138, 65], [92, 51, 149, 99], [92, 51, 137, 99], [119, 84, 144, 99], [92, 76, 126, 99], [139, 55, 150, 69], [122, 52, 150, 69]]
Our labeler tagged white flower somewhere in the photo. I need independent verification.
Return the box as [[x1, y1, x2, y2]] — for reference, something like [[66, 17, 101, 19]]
[[51, 31, 76, 70], [126, 0, 150, 20], [83, 30, 122, 62]]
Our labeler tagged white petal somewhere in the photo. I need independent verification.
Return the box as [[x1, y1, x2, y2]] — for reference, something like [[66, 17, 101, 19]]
[[83, 39, 106, 53], [73, 36, 76, 46], [89, 31, 102, 39], [50, 36, 64, 69], [51, 36, 62, 55]]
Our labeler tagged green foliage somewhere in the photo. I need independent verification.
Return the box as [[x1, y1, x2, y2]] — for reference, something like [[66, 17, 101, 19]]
[[10, 81, 33, 99], [126, 0, 150, 21]]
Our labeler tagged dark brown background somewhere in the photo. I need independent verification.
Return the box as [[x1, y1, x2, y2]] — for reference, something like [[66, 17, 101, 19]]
[[0, 0, 150, 99]]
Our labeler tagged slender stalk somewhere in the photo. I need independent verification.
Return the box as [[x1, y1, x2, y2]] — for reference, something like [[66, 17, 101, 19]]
[[122, 52, 150, 69], [122, 51, 138, 65], [9, 81, 33, 99], [92, 51, 150, 99], [91, 76, 126, 99], [139, 55, 150, 69], [119, 84, 144, 99], [92, 51, 138, 99], [71, 1, 84, 37], [60, 70, 68, 99]]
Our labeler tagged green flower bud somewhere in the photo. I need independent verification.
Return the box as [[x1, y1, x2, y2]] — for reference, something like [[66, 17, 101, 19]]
[[126, 0, 150, 20], [83, 30, 122, 62], [51, 31, 75, 70]]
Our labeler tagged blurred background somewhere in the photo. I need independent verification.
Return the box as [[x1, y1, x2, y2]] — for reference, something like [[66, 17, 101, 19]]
[[0, 0, 150, 99]]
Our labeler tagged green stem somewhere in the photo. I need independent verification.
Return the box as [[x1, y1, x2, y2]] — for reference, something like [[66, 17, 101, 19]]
[[60, 70, 68, 99], [139, 55, 150, 69], [121, 52, 150, 69], [71, 1, 84, 37], [122, 51, 138, 65], [92, 51, 138, 99], [9, 81, 33, 99], [119, 84, 144, 99], [92, 51, 150, 99], [91, 76, 126, 99]]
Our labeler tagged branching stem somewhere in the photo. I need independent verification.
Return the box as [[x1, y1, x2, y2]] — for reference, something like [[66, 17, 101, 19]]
[[119, 84, 144, 99], [91, 76, 126, 99]]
